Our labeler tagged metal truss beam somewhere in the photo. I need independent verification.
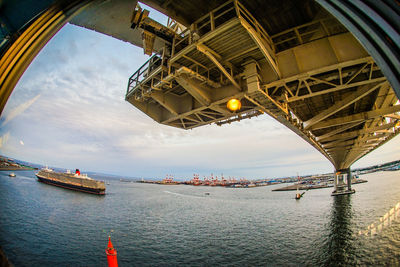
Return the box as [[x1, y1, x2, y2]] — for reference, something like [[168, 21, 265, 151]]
[[316, 0, 400, 99], [263, 57, 373, 89], [310, 105, 400, 131], [385, 114, 400, 120], [150, 91, 181, 115], [315, 122, 362, 141], [175, 74, 212, 106], [319, 121, 397, 143], [161, 91, 245, 125], [196, 44, 240, 89], [323, 134, 386, 149], [210, 105, 232, 116], [287, 77, 385, 103], [303, 81, 385, 129], [343, 128, 400, 167]]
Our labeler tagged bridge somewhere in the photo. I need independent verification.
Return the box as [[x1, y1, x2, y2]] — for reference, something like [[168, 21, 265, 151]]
[[1, 0, 399, 195]]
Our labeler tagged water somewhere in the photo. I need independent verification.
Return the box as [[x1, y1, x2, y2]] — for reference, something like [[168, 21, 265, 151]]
[[1, 171, 400, 266]]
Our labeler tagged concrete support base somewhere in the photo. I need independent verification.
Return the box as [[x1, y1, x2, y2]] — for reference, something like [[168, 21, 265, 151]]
[[332, 168, 354, 196], [331, 189, 355, 196]]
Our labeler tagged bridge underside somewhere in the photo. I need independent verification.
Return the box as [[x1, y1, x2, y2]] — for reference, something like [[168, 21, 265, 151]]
[[0, 0, 399, 173], [125, 0, 400, 170]]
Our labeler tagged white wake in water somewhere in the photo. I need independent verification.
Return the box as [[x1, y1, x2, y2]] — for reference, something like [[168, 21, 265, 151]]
[[163, 190, 205, 198]]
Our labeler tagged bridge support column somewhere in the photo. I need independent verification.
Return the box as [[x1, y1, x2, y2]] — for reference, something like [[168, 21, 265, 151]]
[[332, 168, 355, 196], [347, 168, 352, 192]]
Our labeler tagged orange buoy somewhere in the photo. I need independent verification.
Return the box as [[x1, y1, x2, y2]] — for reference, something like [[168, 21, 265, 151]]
[[106, 236, 118, 267]]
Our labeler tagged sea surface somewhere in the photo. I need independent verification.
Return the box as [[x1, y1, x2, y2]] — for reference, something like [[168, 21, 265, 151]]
[[1, 170, 400, 266]]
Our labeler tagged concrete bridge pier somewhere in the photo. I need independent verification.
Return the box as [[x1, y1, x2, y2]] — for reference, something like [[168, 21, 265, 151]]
[[332, 168, 355, 196]]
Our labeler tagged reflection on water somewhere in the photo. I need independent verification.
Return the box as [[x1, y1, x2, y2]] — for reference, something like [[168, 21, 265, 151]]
[[319, 195, 356, 266], [317, 190, 400, 266], [359, 202, 400, 237]]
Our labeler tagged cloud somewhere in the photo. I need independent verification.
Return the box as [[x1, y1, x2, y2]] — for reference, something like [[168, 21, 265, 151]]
[[1, 94, 40, 126], [0, 132, 10, 149]]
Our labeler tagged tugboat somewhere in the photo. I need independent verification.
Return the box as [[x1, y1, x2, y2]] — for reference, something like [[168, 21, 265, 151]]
[[295, 174, 304, 200], [295, 186, 302, 200]]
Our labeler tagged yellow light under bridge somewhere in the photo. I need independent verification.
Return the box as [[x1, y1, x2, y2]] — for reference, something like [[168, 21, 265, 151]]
[[227, 98, 241, 112]]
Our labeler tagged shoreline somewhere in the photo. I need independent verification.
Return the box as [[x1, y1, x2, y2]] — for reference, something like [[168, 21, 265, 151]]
[[0, 167, 36, 171]]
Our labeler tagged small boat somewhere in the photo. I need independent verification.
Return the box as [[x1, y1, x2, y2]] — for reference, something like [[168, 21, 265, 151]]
[[9, 173, 16, 177], [295, 173, 303, 199], [295, 188, 306, 199]]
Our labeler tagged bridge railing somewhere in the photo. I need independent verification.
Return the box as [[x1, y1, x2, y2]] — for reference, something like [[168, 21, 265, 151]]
[[271, 18, 347, 52], [126, 54, 163, 97], [235, 1, 275, 54], [171, 0, 275, 57], [171, 0, 237, 56], [195, 0, 236, 33]]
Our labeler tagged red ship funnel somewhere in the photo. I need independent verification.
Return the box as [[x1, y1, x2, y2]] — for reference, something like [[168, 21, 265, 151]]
[[106, 236, 118, 267]]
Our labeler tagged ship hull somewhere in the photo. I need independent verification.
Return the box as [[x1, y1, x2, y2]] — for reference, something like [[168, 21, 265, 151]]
[[36, 175, 105, 195]]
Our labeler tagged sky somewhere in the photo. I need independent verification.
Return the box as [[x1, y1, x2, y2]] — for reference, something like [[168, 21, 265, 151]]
[[0, 6, 400, 180]]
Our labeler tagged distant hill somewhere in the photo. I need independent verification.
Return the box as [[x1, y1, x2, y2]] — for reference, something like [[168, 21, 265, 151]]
[[0, 155, 148, 181]]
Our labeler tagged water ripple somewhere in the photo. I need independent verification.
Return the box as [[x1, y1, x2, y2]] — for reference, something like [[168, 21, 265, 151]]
[[1, 171, 400, 265]]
